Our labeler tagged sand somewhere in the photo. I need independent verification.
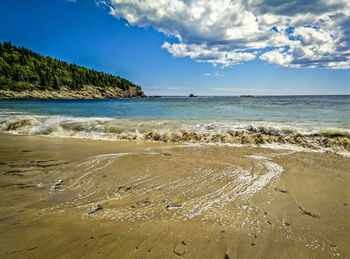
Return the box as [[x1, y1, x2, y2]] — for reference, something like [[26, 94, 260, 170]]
[[0, 133, 349, 258]]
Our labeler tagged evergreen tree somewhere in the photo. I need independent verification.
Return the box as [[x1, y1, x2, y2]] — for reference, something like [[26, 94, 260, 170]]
[[0, 41, 141, 92]]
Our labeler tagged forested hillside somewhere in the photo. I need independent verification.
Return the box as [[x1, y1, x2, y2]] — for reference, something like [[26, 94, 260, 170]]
[[0, 41, 143, 95]]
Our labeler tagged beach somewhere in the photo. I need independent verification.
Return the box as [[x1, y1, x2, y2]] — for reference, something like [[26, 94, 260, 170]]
[[0, 133, 349, 258], [2, 0, 350, 257]]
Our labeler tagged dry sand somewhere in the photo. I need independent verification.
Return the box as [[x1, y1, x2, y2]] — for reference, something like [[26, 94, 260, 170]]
[[0, 133, 349, 258]]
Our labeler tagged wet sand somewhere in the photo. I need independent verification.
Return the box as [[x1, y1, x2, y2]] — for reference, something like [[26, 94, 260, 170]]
[[0, 133, 349, 258]]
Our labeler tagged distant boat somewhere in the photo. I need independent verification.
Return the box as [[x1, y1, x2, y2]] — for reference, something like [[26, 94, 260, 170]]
[[188, 93, 197, 97]]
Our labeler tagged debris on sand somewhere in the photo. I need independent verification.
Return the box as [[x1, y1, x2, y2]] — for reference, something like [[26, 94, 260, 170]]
[[9, 246, 37, 255], [50, 180, 63, 191], [131, 198, 152, 208], [274, 187, 288, 193], [166, 200, 182, 209], [138, 198, 151, 206], [173, 240, 186, 256], [17, 183, 35, 189], [298, 206, 320, 219], [87, 204, 102, 215], [173, 249, 185, 257]]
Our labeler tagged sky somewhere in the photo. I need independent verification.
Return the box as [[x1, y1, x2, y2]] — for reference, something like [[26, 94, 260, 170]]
[[0, 0, 349, 95]]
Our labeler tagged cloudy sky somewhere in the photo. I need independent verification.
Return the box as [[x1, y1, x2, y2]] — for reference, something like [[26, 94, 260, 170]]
[[0, 0, 349, 95]]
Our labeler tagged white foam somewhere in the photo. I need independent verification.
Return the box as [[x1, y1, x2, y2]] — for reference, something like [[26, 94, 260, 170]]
[[1, 112, 349, 155]]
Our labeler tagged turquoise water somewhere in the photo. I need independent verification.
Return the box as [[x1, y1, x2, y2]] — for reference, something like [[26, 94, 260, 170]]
[[0, 96, 349, 145], [0, 95, 349, 125]]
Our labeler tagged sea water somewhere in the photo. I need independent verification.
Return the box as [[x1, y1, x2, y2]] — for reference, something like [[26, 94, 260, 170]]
[[0, 95, 349, 153]]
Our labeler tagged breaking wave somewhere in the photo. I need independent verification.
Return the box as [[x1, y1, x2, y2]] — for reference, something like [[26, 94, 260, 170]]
[[1, 114, 350, 154]]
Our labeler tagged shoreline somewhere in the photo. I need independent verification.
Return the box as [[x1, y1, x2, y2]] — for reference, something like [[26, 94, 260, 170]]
[[2, 130, 350, 157], [0, 85, 146, 99], [2, 115, 350, 156]]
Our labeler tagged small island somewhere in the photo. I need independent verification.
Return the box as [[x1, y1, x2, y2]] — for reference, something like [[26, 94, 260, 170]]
[[0, 42, 145, 99]]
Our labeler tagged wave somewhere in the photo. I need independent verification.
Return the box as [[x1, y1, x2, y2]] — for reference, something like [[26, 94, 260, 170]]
[[1, 114, 350, 154]]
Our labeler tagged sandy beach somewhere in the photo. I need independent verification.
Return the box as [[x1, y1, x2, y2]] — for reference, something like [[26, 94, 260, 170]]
[[1, 0, 350, 257], [0, 133, 349, 258]]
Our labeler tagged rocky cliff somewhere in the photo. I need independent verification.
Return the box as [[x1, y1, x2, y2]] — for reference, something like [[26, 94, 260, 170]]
[[0, 85, 146, 99]]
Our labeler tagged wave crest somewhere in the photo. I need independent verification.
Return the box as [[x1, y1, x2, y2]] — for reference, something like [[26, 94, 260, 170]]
[[1, 115, 350, 154]]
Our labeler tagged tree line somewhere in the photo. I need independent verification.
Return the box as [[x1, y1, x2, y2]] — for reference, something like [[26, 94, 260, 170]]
[[0, 41, 141, 92]]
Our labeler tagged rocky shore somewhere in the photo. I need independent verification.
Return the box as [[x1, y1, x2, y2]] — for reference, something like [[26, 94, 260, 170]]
[[0, 85, 146, 99]]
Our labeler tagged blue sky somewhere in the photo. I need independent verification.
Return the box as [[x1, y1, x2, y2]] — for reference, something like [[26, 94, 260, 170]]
[[0, 0, 349, 95]]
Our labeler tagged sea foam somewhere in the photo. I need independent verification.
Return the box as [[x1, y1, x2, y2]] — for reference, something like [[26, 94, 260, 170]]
[[1, 113, 350, 155]]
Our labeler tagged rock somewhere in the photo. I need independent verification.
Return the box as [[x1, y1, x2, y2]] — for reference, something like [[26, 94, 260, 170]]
[[50, 179, 63, 191], [87, 204, 102, 215], [0, 85, 146, 99], [166, 200, 182, 209]]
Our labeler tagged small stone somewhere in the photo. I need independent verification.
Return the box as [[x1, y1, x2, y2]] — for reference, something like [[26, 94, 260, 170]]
[[50, 180, 63, 191], [87, 204, 102, 215], [166, 200, 182, 209]]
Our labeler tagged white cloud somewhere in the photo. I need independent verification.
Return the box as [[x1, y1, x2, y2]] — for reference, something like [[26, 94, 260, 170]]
[[260, 49, 295, 67], [106, 0, 350, 69], [204, 71, 223, 77]]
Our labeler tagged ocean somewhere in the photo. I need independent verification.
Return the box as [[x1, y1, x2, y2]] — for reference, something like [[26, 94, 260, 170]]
[[1, 95, 349, 154]]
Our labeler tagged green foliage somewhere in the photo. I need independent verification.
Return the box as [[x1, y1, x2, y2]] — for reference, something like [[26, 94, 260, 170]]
[[0, 41, 140, 92]]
